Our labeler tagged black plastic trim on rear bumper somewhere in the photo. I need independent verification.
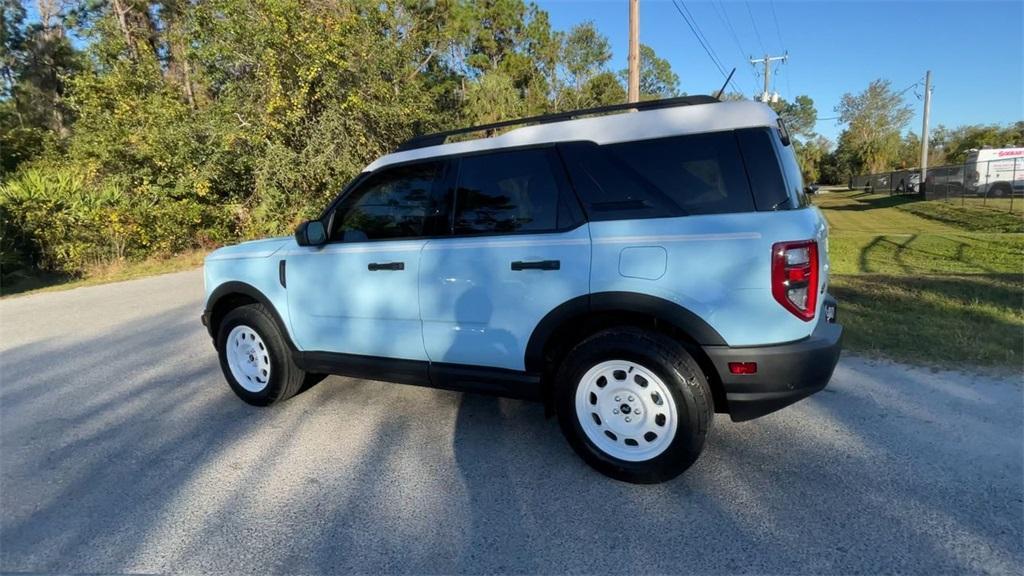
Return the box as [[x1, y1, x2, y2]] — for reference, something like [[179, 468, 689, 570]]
[[703, 299, 843, 422]]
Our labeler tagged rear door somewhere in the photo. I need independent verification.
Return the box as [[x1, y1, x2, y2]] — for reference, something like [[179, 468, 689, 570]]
[[419, 146, 590, 372]]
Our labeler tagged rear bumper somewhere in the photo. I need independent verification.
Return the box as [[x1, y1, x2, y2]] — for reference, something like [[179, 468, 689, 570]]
[[703, 297, 843, 422]]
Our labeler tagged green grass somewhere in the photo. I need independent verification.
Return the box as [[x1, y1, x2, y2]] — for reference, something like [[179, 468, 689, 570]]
[[898, 199, 1023, 233], [813, 190, 1023, 368], [1, 250, 206, 298], [827, 233, 1023, 276], [831, 275, 1022, 368]]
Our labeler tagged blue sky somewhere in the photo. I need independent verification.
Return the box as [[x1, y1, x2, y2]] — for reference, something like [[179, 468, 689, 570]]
[[536, 0, 1024, 142]]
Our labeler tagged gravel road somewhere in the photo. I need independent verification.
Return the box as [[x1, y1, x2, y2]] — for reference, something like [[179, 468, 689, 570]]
[[1, 269, 1021, 575]]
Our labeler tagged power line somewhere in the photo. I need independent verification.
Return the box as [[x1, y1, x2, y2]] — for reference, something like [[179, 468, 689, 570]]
[[669, 0, 727, 79], [710, 0, 757, 94], [769, 0, 786, 51], [677, 1, 728, 74], [679, 1, 745, 95], [768, 0, 792, 98], [669, 0, 742, 95], [744, 1, 767, 54], [896, 76, 926, 98]]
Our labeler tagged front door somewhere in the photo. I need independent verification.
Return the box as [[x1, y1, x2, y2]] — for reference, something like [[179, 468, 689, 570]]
[[419, 147, 591, 372], [286, 160, 450, 360]]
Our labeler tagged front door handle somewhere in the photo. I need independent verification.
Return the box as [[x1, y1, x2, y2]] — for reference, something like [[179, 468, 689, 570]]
[[511, 260, 560, 271], [368, 262, 405, 271]]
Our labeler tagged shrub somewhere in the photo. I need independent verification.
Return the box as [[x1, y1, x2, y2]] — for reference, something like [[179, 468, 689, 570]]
[[0, 166, 230, 280]]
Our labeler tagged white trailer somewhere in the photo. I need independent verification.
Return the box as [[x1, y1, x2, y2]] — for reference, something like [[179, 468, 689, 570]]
[[965, 147, 1024, 197]]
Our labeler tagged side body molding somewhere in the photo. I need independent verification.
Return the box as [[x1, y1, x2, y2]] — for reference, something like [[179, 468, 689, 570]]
[[524, 291, 727, 372]]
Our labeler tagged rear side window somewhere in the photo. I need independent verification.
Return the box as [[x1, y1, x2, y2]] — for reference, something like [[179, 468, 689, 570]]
[[453, 148, 570, 235], [776, 135, 810, 208], [735, 128, 790, 210], [559, 131, 756, 220]]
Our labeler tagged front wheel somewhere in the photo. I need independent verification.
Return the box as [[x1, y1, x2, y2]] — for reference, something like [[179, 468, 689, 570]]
[[216, 304, 307, 406], [555, 328, 713, 483]]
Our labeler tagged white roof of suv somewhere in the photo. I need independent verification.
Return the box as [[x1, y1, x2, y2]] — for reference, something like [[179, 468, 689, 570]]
[[366, 100, 778, 172]]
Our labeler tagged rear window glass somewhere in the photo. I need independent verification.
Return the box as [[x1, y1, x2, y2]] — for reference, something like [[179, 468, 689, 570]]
[[559, 131, 756, 219], [453, 148, 561, 234]]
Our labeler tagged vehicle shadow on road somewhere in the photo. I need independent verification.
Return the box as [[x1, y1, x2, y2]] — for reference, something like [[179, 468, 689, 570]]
[[0, 302, 288, 572], [442, 363, 1023, 574], [2, 303, 1021, 574]]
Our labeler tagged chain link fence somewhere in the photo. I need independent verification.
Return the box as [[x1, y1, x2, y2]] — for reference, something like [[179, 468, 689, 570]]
[[850, 156, 1024, 212]]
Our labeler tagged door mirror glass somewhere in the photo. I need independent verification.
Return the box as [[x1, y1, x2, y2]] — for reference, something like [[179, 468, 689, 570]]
[[295, 220, 326, 246]]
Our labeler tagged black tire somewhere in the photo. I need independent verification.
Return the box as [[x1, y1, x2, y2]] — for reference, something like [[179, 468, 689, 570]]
[[216, 303, 306, 406], [990, 183, 1011, 198], [554, 328, 713, 484]]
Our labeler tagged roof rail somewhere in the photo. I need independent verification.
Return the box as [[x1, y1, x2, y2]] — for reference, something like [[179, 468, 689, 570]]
[[395, 94, 720, 152]]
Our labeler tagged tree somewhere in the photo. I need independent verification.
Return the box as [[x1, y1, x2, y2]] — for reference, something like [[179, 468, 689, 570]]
[[562, 21, 610, 91], [824, 130, 863, 183], [931, 123, 1024, 164], [638, 44, 678, 99], [718, 91, 748, 101], [581, 71, 625, 106], [619, 44, 678, 100], [0, 0, 82, 175], [465, 70, 524, 124], [558, 21, 612, 108], [896, 132, 920, 168], [770, 95, 816, 140], [794, 135, 831, 183], [836, 79, 913, 173]]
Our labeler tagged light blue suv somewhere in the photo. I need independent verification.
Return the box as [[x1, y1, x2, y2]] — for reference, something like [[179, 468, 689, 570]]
[[202, 96, 842, 483]]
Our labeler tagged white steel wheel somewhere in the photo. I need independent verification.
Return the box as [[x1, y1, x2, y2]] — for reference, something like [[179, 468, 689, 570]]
[[574, 359, 679, 462], [225, 324, 272, 393]]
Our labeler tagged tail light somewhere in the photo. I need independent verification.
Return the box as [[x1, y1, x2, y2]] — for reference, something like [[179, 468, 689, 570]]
[[772, 240, 819, 321]]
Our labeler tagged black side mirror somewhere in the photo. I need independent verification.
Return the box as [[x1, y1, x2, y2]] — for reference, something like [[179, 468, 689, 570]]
[[295, 220, 327, 247]]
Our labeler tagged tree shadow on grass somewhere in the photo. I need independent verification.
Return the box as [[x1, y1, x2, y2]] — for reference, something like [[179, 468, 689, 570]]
[[831, 274, 1023, 366], [825, 193, 919, 212]]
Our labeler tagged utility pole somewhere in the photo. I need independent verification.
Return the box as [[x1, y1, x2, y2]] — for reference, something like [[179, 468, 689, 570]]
[[627, 0, 640, 103], [749, 53, 788, 102], [919, 70, 932, 195]]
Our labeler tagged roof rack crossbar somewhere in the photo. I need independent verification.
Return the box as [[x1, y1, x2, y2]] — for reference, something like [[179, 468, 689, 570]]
[[395, 94, 720, 152]]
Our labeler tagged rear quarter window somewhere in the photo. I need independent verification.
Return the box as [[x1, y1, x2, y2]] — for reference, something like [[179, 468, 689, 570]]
[[559, 131, 756, 220]]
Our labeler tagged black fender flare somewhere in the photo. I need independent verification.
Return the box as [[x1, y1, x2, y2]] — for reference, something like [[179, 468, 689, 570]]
[[204, 281, 297, 351], [523, 291, 727, 373]]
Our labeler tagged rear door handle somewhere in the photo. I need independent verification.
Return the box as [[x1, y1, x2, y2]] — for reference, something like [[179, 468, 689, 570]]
[[511, 260, 560, 271], [368, 262, 404, 271]]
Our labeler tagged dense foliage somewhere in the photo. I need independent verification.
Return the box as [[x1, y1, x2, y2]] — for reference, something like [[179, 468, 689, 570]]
[[2, 0, 1018, 284], [1, 0, 689, 282]]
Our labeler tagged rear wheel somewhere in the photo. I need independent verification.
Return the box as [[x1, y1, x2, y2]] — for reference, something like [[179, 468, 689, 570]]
[[990, 183, 1011, 198], [555, 328, 713, 483], [216, 304, 306, 406]]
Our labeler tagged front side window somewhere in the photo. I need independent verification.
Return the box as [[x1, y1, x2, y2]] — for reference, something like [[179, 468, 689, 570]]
[[331, 161, 447, 241], [453, 148, 562, 234]]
